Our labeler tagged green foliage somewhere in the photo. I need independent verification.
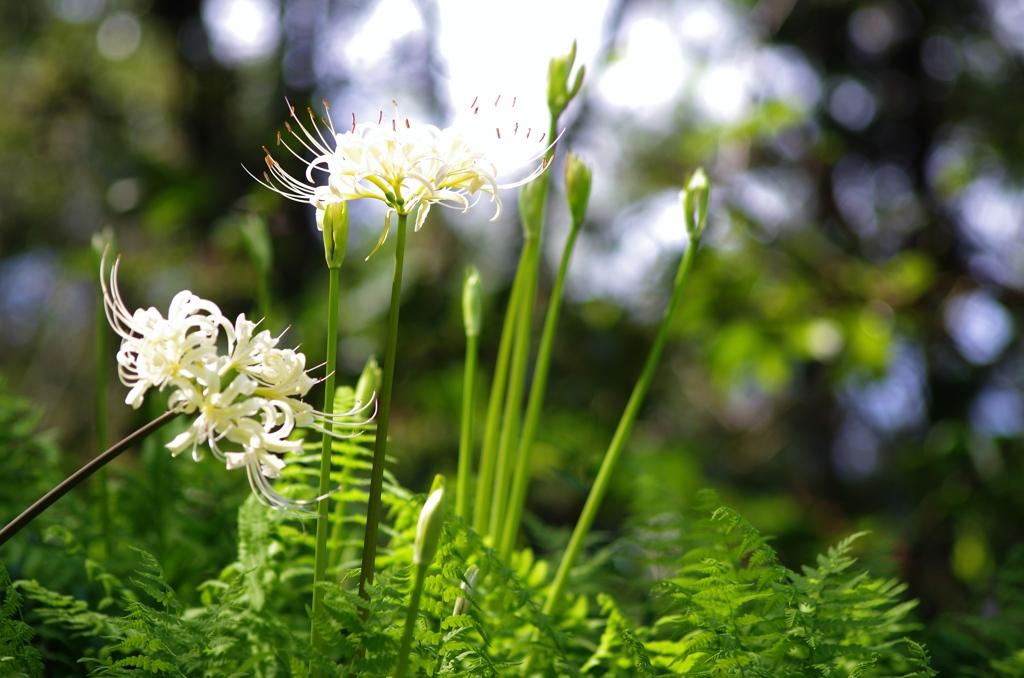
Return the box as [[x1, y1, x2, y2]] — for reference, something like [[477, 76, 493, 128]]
[[607, 490, 937, 677], [0, 561, 43, 677], [928, 545, 1024, 676]]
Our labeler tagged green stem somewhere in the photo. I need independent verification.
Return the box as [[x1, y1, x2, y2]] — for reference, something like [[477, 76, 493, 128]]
[[0, 410, 178, 548], [488, 233, 540, 543], [311, 265, 341, 654], [94, 258, 112, 559], [359, 212, 409, 605], [542, 240, 699, 617], [473, 259, 525, 536], [499, 217, 582, 561], [394, 563, 427, 678], [456, 333, 478, 520]]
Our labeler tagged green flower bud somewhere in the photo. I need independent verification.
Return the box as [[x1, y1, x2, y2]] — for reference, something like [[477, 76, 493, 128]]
[[564, 152, 592, 226], [414, 481, 446, 567], [681, 168, 710, 240], [519, 178, 546, 241], [320, 201, 348, 269], [548, 41, 586, 121], [463, 266, 482, 338], [354, 355, 380, 414]]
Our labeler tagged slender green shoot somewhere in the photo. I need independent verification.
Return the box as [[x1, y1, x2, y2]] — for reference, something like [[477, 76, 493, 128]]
[[456, 267, 481, 520], [488, 230, 541, 543], [91, 230, 114, 558], [394, 562, 427, 678], [359, 211, 410, 605], [310, 265, 341, 653], [500, 203, 585, 561], [542, 195, 706, 619], [473, 258, 525, 536]]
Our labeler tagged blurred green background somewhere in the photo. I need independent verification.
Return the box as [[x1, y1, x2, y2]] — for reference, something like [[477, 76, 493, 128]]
[[1, 0, 1022, 669]]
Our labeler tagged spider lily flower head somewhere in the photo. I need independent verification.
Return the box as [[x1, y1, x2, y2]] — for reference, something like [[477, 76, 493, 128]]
[[254, 97, 554, 254], [100, 251, 373, 511], [101, 255, 230, 409]]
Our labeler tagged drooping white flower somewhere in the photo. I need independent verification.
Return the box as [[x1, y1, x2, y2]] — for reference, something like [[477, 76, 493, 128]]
[[101, 255, 230, 409], [253, 98, 553, 240], [100, 252, 373, 511]]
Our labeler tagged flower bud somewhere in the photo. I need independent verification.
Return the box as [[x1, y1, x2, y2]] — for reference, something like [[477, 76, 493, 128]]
[[548, 41, 586, 120], [414, 480, 446, 567], [353, 355, 380, 414], [463, 266, 482, 338], [452, 564, 480, 617], [681, 168, 710, 240], [564, 152, 592, 226], [320, 201, 348, 269], [519, 178, 546, 241]]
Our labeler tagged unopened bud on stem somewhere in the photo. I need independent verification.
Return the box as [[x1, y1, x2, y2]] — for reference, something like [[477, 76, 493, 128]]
[[463, 266, 482, 338], [414, 477, 446, 566], [548, 40, 586, 121], [320, 202, 348, 269], [353, 355, 380, 414], [564, 152, 592, 226], [681, 168, 710, 240]]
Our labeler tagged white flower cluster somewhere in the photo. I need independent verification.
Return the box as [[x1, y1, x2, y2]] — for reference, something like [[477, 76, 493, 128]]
[[255, 98, 552, 236], [102, 254, 365, 510]]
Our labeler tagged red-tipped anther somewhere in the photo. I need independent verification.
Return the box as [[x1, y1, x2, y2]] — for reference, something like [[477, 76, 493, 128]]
[[539, 132, 546, 143], [495, 127, 501, 139], [405, 118, 410, 128], [474, 107, 479, 115], [494, 94, 501, 106], [392, 99, 398, 107], [378, 110, 384, 124], [526, 128, 532, 139], [470, 96, 479, 108], [514, 122, 519, 135], [351, 113, 356, 131], [392, 119, 397, 132], [512, 96, 517, 107]]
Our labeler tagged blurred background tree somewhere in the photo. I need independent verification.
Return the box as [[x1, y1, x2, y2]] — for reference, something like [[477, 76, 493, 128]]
[[1, 0, 1022, 671]]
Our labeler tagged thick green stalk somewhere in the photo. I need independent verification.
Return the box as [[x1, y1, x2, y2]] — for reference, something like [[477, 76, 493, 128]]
[[473, 259, 525, 535], [488, 233, 541, 543], [0, 410, 178, 548], [499, 218, 582, 561], [543, 239, 700, 616], [310, 265, 341, 653], [456, 332, 478, 520], [359, 212, 409, 604], [394, 563, 427, 678]]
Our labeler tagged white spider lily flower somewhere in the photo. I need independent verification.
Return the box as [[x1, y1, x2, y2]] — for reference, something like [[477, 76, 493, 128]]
[[100, 252, 376, 512], [254, 98, 553, 245], [101, 255, 229, 409]]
